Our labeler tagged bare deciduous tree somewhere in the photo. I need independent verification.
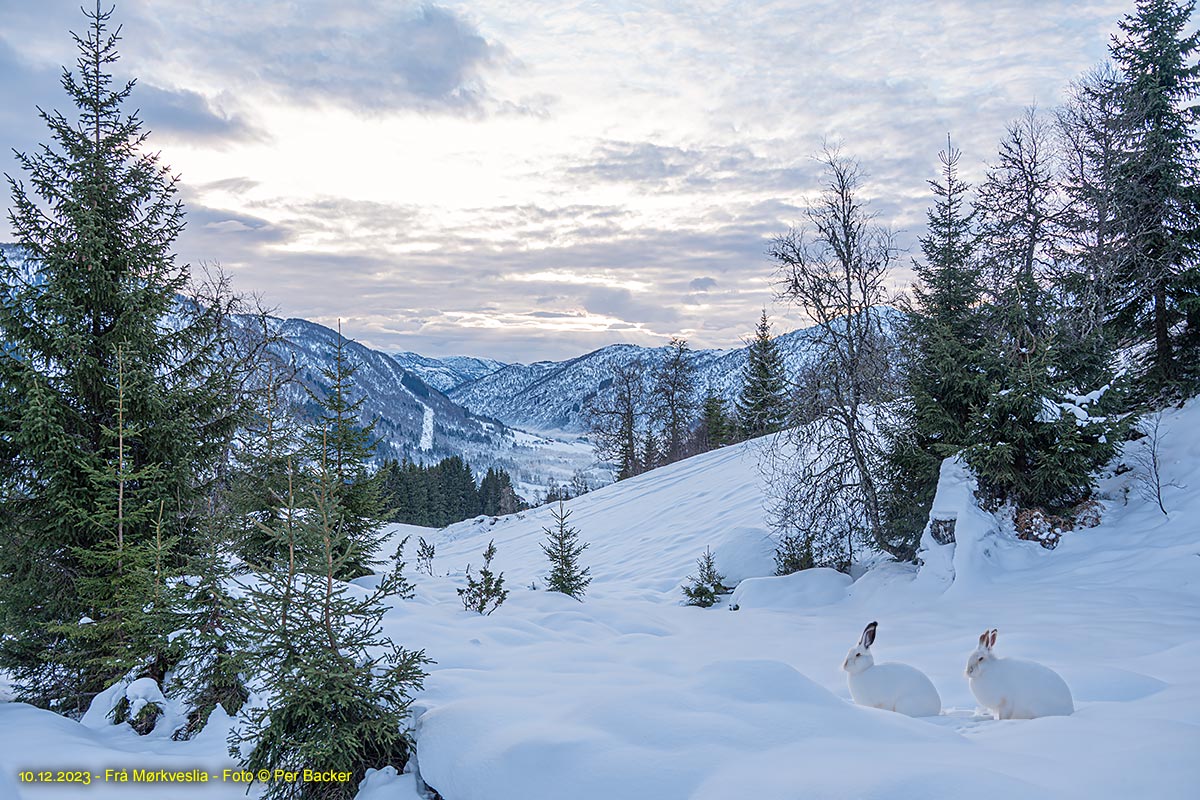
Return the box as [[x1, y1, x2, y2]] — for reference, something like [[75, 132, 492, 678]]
[[764, 146, 901, 568], [1133, 412, 1176, 515], [584, 359, 646, 480]]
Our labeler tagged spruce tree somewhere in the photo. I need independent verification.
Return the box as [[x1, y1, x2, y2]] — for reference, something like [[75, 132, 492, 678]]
[[695, 390, 733, 452], [736, 310, 789, 438], [1108, 0, 1200, 395], [884, 138, 992, 557], [304, 326, 386, 580], [457, 540, 508, 615], [234, 349, 301, 568], [965, 118, 1122, 513], [682, 547, 727, 607], [233, 457, 428, 800], [171, 489, 249, 740], [540, 502, 592, 600], [1056, 66, 1126, 389], [0, 3, 242, 713]]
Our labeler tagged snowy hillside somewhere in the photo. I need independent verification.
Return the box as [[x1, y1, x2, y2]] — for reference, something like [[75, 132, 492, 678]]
[[371, 400, 1200, 799], [449, 308, 904, 434], [6, 399, 1197, 799]]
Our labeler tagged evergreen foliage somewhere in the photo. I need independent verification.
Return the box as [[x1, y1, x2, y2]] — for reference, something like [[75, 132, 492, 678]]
[[171, 490, 249, 740], [304, 327, 387, 580], [884, 139, 993, 558], [233, 339, 301, 569], [694, 390, 735, 451], [540, 502, 592, 600], [0, 4, 244, 713], [379, 457, 524, 527], [233, 458, 428, 800], [773, 533, 815, 576], [682, 547, 728, 607], [479, 466, 523, 516], [965, 112, 1123, 512], [736, 310, 790, 438], [458, 540, 508, 615], [1108, 0, 1200, 395], [1056, 65, 1126, 389]]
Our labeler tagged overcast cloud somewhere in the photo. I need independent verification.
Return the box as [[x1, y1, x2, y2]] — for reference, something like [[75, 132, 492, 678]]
[[0, 0, 1130, 361]]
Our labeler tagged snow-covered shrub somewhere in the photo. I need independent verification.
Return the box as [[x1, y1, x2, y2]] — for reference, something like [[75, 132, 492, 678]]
[[111, 677, 166, 736]]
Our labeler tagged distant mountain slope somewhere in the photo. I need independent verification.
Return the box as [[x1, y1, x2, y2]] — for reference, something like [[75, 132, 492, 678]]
[[389, 351, 508, 393], [244, 315, 604, 496], [447, 324, 834, 434]]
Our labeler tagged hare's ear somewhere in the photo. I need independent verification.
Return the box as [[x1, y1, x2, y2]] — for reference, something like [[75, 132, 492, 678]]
[[860, 621, 878, 648], [978, 630, 990, 648], [988, 629, 998, 649]]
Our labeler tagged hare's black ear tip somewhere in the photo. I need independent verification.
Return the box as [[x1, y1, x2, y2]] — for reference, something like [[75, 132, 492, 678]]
[[868, 621, 878, 628]]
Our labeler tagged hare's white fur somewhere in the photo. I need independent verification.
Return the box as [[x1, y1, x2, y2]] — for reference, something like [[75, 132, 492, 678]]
[[843, 622, 941, 717], [966, 629, 1073, 719]]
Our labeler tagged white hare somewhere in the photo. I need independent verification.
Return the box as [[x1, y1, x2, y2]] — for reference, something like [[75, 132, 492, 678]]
[[966, 629, 1074, 719], [843, 621, 942, 717]]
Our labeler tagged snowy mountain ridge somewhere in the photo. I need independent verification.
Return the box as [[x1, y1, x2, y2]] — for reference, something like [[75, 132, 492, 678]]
[[447, 308, 905, 433]]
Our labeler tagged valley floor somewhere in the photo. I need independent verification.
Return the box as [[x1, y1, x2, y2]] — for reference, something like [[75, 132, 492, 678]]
[[4, 405, 1200, 799]]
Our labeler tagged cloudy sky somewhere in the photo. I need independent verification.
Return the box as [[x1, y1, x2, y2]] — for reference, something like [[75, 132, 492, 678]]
[[0, 1, 1127, 362]]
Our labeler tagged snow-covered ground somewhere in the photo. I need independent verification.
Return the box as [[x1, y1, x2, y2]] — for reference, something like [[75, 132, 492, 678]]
[[5, 402, 1200, 799], [417, 401, 434, 452]]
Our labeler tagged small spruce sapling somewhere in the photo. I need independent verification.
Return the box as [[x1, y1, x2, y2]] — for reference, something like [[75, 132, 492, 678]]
[[458, 540, 508, 615], [416, 537, 436, 577], [682, 547, 728, 608], [386, 536, 416, 600], [540, 502, 592, 600]]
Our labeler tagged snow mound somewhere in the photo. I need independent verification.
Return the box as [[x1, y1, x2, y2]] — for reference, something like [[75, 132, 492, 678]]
[[730, 568, 852, 610]]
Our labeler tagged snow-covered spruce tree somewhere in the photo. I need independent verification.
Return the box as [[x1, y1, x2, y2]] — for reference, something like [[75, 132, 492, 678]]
[[883, 138, 994, 557], [0, 3, 243, 714], [541, 502, 592, 600], [303, 326, 387, 580], [233, 457, 428, 800], [965, 110, 1121, 514], [650, 337, 699, 463], [584, 359, 647, 479], [1108, 0, 1200, 397], [736, 310, 790, 439], [458, 540, 508, 615], [765, 146, 902, 565], [682, 547, 728, 607], [171, 508, 249, 739]]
